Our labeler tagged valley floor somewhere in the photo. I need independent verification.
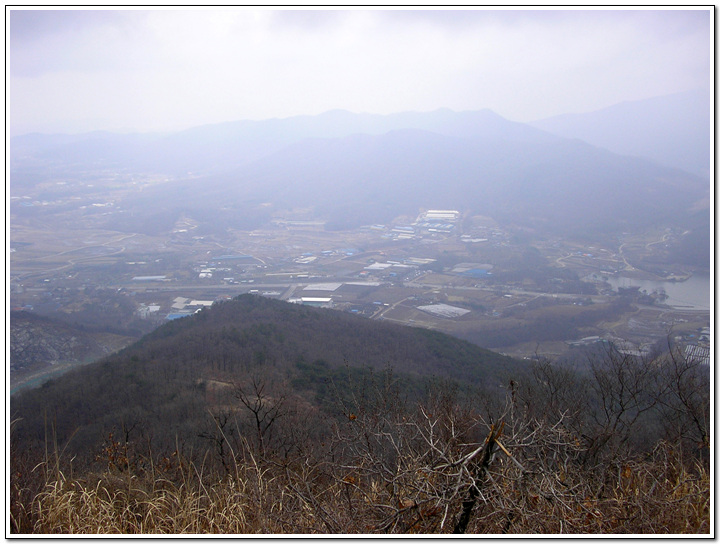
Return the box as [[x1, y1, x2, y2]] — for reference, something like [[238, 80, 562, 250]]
[[10, 209, 710, 390]]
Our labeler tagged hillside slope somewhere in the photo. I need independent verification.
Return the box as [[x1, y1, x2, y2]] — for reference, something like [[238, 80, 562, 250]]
[[10, 311, 135, 391]]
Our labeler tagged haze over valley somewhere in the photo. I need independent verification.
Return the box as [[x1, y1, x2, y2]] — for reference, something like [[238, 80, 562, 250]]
[[10, 92, 710, 390], [8, 8, 711, 535]]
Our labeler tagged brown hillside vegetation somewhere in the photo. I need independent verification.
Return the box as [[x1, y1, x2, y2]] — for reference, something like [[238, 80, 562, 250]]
[[11, 346, 710, 535]]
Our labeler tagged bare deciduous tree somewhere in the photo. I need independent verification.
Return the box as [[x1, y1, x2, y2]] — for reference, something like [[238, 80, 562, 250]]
[[235, 375, 287, 457]]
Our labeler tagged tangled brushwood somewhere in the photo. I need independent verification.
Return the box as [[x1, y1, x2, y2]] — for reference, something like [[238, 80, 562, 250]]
[[10, 348, 710, 534]]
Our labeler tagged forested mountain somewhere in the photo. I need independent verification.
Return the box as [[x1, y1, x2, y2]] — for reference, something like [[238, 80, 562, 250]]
[[10, 294, 525, 461]]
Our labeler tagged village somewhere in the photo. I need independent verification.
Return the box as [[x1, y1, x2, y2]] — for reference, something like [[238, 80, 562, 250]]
[[11, 200, 709, 365]]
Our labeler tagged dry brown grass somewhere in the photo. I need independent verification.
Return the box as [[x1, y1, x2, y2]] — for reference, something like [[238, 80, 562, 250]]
[[27, 463, 265, 534], [14, 431, 709, 535], [11, 352, 710, 536]]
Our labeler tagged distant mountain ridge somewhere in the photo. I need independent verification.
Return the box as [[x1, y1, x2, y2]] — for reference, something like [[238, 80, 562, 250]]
[[12, 92, 709, 178], [11, 107, 561, 178], [11, 98, 710, 244], [112, 122, 707, 237], [530, 89, 710, 177]]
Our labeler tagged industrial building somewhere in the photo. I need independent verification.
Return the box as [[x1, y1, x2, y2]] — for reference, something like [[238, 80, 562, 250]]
[[289, 297, 333, 308], [423, 210, 460, 221]]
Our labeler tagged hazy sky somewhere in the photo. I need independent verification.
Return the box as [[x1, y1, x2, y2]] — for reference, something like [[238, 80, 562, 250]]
[[8, 7, 712, 135]]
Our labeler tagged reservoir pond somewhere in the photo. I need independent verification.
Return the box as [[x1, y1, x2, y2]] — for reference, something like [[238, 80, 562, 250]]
[[606, 274, 711, 311]]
